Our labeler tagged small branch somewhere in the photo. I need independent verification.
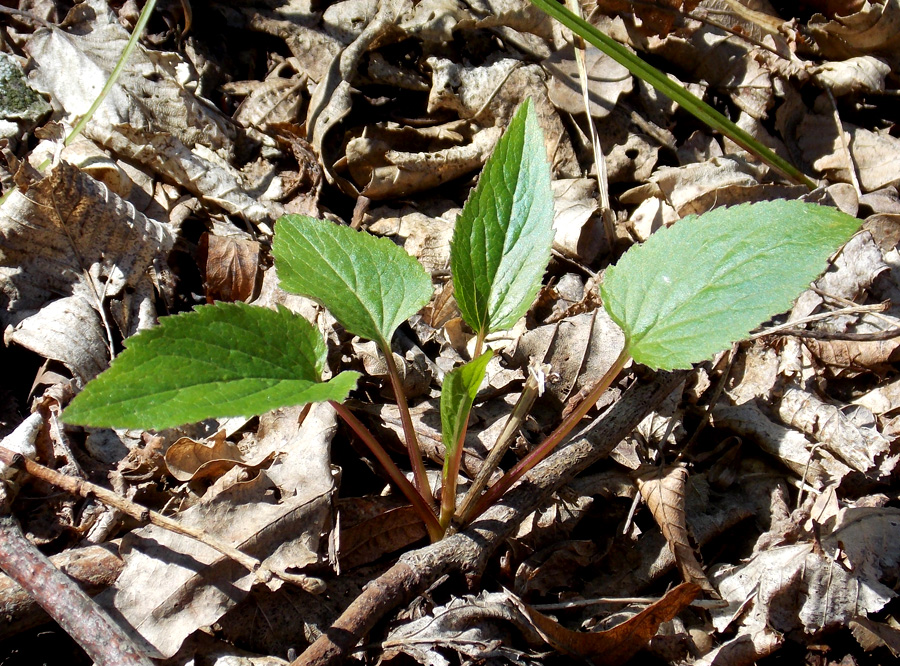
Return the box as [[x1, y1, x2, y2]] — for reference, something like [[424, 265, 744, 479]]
[[380, 342, 435, 509], [465, 347, 631, 524], [0, 446, 324, 593], [330, 401, 443, 541], [0, 511, 154, 666]]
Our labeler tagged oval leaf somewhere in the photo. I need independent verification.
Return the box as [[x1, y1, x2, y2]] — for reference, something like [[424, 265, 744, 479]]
[[273, 215, 433, 346], [440, 350, 493, 455], [451, 99, 555, 335], [601, 200, 860, 370], [62, 302, 359, 429]]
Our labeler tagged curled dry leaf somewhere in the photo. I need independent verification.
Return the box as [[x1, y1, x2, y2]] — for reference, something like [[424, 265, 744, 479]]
[[713, 402, 852, 488], [165, 430, 273, 483], [777, 387, 891, 475], [510, 582, 701, 664], [635, 466, 717, 596]]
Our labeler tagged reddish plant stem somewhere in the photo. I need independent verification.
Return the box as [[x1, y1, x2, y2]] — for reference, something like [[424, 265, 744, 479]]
[[465, 347, 631, 523], [0, 511, 154, 666], [439, 422, 469, 529], [379, 342, 434, 509], [330, 401, 442, 541]]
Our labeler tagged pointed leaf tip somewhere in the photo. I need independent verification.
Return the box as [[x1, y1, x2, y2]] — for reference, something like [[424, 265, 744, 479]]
[[451, 99, 555, 335], [441, 350, 494, 455], [601, 200, 860, 370], [63, 302, 359, 430]]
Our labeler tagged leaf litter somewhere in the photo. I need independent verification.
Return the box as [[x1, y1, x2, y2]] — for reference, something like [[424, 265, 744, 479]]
[[1, 0, 900, 665]]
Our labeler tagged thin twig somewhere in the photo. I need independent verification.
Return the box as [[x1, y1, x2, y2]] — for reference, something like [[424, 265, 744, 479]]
[[0, 446, 325, 592]]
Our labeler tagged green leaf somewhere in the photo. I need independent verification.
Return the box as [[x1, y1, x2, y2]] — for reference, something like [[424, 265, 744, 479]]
[[62, 302, 359, 430], [451, 99, 555, 335], [601, 200, 860, 371], [273, 216, 433, 347], [440, 350, 493, 455]]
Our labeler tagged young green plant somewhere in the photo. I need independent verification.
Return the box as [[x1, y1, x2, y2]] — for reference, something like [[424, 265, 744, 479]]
[[62, 99, 859, 541]]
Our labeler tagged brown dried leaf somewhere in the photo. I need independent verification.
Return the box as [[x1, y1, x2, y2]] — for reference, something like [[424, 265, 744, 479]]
[[710, 507, 900, 637], [165, 430, 256, 483], [778, 387, 890, 474], [803, 337, 900, 377], [0, 161, 173, 382], [336, 497, 427, 570], [514, 540, 596, 597], [636, 466, 717, 595], [512, 582, 700, 663], [97, 403, 338, 658], [198, 233, 261, 303]]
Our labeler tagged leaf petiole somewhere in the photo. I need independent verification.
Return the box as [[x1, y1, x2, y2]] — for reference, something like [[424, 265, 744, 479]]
[[329, 400, 442, 541], [379, 342, 435, 510]]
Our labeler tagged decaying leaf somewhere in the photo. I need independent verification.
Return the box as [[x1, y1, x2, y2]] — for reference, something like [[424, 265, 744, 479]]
[[543, 45, 633, 119], [0, 161, 173, 382], [336, 497, 427, 570], [511, 582, 700, 664], [96, 404, 338, 658], [777, 387, 891, 475], [710, 508, 900, 637], [198, 232, 261, 304], [713, 402, 852, 488], [25, 0, 276, 226], [636, 466, 717, 595]]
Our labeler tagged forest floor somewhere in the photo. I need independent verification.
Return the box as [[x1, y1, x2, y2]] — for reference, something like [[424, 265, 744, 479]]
[[1, 0, 900, 665]]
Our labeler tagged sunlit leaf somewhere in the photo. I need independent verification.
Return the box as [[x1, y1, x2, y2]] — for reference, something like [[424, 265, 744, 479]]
[[63, 302, 358, 429], [274, 215, 433, 346], [601, 200, 860, 370], [451, 99, 555, 335]]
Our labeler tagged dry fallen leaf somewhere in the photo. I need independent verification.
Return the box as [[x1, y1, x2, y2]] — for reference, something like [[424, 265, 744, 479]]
[[636, 466, 717, 596], [511, 582, 701, 664]]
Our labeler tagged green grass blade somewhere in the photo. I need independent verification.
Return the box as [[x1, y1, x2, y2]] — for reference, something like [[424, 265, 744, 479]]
[[528, 0, 816, 189]]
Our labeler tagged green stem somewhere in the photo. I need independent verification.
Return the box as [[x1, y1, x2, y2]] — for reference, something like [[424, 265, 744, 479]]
[[528, 0, 816, 189], [329, 400, 442, 541], [439, 425, 469, 529], [463, 347, 631, 525], [380, 341, 435, 510]]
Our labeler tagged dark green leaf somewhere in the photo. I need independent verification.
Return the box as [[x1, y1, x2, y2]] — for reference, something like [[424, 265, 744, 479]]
[[451, 99, 555, 335], [63, 302, 359, 429]]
